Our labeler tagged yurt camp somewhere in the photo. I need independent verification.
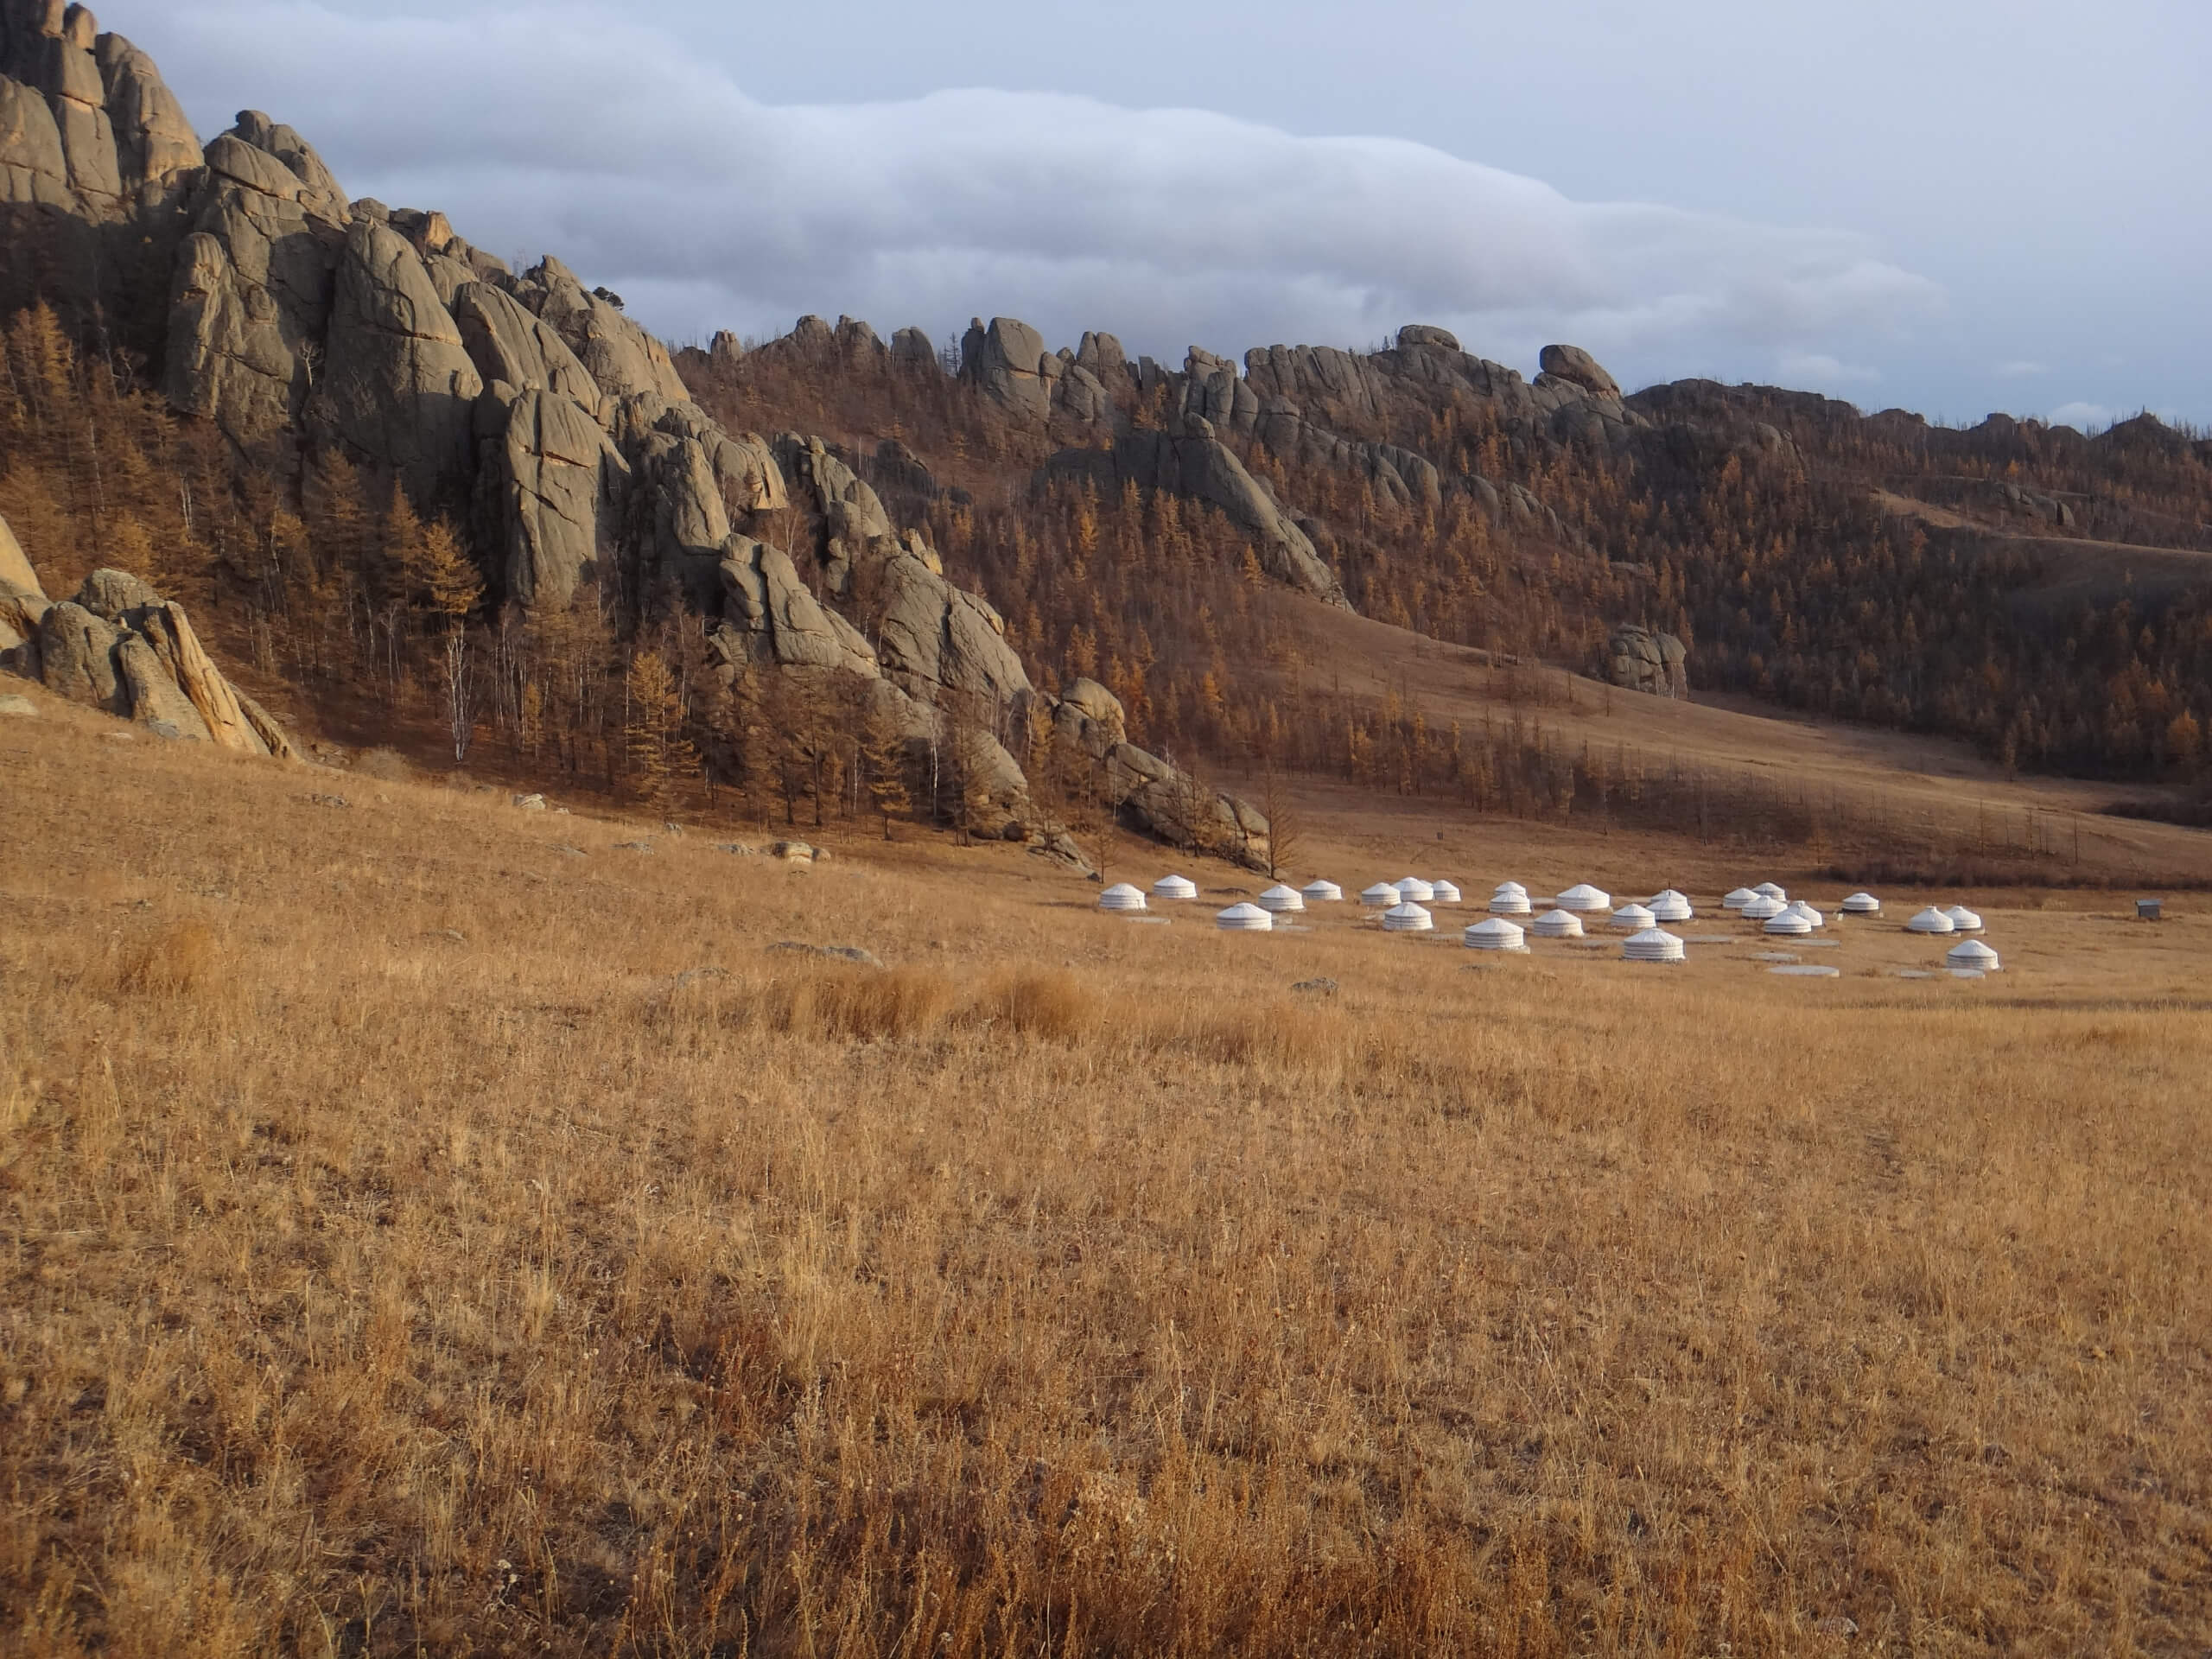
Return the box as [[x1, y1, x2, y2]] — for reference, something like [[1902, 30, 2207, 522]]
[[1098, 883, 1147, 912], [1301, 880, 1344, 904], [1947, 939, 2002, 972], [1623, 928, 1688, 963], [1531, 909, 1586, 939], [1611, 902, 1656, 931], [1555, 884, 1611, 912], [1382, 902, 1435, 934], [1258, 884, 1306, 914], [1216, 903, 1274, 932], [1907, 908, 1957, 935], [1841, 893, 1882, 916], [1648, 889, 1694, 922], [1361, 883, 1401, 908], [1464, 918, 1529, 953], [1153, 874, 1198, 902]]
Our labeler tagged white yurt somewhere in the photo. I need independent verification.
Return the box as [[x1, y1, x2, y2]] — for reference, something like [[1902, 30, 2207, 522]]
[[1611, 902, 1657, 931], [1098, 883, 1148, 912], [1754, 882, 1788, 901], [1944, 905, 1985, 933], [1906, 907, 1957, 935], [1947, 939, 2002, 972], [1722, 887, 1758, 911], [1302, 880, 1345, 904], [1153, 874, 1198, 902], [1216, 902, 1274, 932], [1492, 880, 1529, 900], [1464, 918, 1529, 953], [1623, 927, 1688, 963], [1840, 893, 1882, 916], [1361, 882, 1401, 908], [1555, 883, 1611, 912], [1382, 901, 1435, 933], [1431, 880, 1464, 906], [1740, 893, 1789, 921], [1531, 909, 1586, 939], [1648, 889, 1695, 923], [1490, 888, 1534, 915], [1783, 899, 1826, 929], [1258, 884, 1306, 913], [1764, 909, 1814, 936], [1395, 877, 1436, 904]]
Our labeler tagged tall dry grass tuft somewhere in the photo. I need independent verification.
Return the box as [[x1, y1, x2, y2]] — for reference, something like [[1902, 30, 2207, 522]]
[[976, 967, 1096, 1039], [760, 963, 960, 1041], [110, 918, 222, 999]]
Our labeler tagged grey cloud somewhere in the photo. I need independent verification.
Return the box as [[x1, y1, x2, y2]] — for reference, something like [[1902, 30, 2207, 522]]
[[139, 4, 1942, 391]]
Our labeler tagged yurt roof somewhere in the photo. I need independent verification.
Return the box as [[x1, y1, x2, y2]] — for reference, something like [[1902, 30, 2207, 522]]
[[1763, 912, 1813, 934], [1153, 874, 1198, 898], [1531, 909, 1585, 936], [1722, 887, 1756, 907], [1301, 880, 1344, 899], [1098, 883, 1147, 910], [1556, 884, 1611, 909], [1754, 882, 1788, 899], [1465, 918, 1528, 948], [1395, 877, 1435, 900], [1841, 893, 1881, 912], [1493, 881, 1529, 896], [1741, 894, 1788, 919], [1907, 908, 1956, 933], [1216, 903, 1274, 929], [1947, 939, 2000, 966], [1431, 880, 1463, 902], [1623, 927, 1687, 961], [1943, 906, 1985, 929], [1490, 891, 1533, 912], [1361, 883, 1400, 905], [1382, 902, 1434, 930], [1262, 884, 1302, 902], [1611, 903, 1656, 928]]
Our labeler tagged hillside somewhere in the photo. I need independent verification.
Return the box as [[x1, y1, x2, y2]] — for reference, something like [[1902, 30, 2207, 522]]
[[3, 0, 2212, 865]]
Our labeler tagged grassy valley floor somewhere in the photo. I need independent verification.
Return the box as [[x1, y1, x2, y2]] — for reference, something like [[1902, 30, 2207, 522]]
[[3, 704, 2209, 1656]]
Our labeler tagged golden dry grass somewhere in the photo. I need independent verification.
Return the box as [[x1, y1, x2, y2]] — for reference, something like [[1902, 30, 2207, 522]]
[[3, 705, 2210, 1656]]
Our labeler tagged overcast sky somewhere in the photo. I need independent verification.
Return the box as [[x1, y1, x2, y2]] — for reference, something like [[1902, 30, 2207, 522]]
[[121, 0, 2209, 429]]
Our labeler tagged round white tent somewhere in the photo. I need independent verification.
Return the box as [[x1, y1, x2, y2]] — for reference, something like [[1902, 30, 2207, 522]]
[[1947, 939, 2002, 972], [1360, 882, 1400, 908], [1531, 909, 1585, 939], [1723, 887, 1758, 911], [1623, 927, 1688, 963], [1395, 877, 1436, 904], [1490, 888, 1534, 915], [1216, 903, 1274, 932], [1431, 880, 1463, 906], [1555, 884, 1611, 912], [1784, 900, 1826, 929], [1906, 908, 1956, 935], [1098, 883, 1148, 912], [1258, 884, 1306, 913], [1754, 882, 1788, 901], [1382, 902, 1434, 933], [1611, 903, 1656, 931], [1741, 893, 1789, 921], [1840, 893, 1882, 916], [1153, 875, 1198, 902], [1648, 889, 1694, 922], [1943, 905, 1985, 933], [1492, 881, 1529, 900], [1763, 910, 1814, 936], [1301, 880, 1344, 904], [1464, 918, 1529, 953]]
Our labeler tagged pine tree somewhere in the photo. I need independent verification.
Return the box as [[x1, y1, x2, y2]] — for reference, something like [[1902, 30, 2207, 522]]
[[625, 650, 694, 809], [861, 695, 913, 839]]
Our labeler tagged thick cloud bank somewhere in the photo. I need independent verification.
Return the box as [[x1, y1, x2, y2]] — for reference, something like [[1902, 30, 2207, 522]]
[[140, 5, 1942, 391]]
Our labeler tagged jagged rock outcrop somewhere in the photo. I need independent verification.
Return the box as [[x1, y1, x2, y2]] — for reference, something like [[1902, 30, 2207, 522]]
[[1049, 417, 1350, 608], [1045, 677, 1270, 867], [308, 216, 482, 499], [0, 524, 298, 753], [1539, 343, 1622, 403], [959, 315, 1050, 420], [454, 280, 605, 416], [715, 537, 879, 677], [1605, 625, 1688, 699], [511, 255, 688, 404], [480, 385, 630, 607]]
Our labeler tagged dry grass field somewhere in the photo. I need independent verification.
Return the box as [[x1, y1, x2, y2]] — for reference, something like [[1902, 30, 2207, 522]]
[[3, 694, 2210, 1656]]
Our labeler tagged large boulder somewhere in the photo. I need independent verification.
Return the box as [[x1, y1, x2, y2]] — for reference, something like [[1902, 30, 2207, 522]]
[[1605, 625, 1688, 699], [454, 280, 605, 417], [871, 544, 1033, 712], [959, 315, 1050, 420], [35, 599, 123, 710], [512, 255, 689, 405], [481, 387, 630, 607], [0, 73, 72, 207], [94, 33, 199, 188], [716, 537, 879, 677], [308, 216, 484, 499], [1538, 344, 1623, 404]]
